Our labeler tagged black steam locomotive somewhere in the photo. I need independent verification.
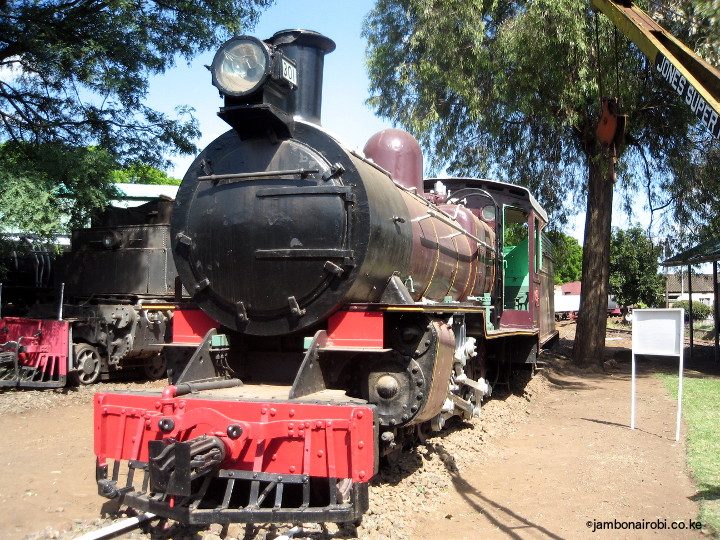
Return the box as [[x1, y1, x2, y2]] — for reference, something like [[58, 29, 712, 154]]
[[92, 30, 557, 525], [0, 197, 181, 387]]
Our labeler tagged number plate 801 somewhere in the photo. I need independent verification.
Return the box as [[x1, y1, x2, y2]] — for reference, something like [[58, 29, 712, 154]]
[[281, 58, 297, 86]]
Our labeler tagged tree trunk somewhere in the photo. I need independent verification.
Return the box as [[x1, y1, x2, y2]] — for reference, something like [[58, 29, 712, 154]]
[[573, 151, 614, 366]]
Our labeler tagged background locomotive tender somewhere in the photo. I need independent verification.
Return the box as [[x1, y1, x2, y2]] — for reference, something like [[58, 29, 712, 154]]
[[0, 197, 181, 387], [0, 241, 55, 317], [92, 30, 557, 525]]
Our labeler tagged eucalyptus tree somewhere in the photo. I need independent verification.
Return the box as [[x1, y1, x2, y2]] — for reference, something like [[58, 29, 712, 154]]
[[364, 0, 720, 365], [547, 231, 583, 285]]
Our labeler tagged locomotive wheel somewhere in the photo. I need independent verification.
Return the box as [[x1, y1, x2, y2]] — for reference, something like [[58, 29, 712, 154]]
[[142, 353, 167, 380], [71, 343, 102, 385]]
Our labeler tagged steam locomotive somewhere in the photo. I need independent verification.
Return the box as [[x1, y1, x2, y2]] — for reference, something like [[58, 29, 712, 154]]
[[0, 197, 181, 387], [92, 30, 556, 525]]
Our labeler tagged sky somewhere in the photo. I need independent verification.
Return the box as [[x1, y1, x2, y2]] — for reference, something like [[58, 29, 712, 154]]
[[143, 0, 656, 245], [145, 1, 388, 177]]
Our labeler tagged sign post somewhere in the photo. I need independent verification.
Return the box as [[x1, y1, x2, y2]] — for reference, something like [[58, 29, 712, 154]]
[[631, 308, 685, 441]]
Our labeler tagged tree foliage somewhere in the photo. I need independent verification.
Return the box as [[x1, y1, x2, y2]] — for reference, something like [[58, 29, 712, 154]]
[[364, 0, 720, 364], [111, 164, 181, 186], [0, 0, 272, 167], [546, 230, 583, 284], [0, 141, 116, 238], [666, 145, 720, 243], [672, 299, 712, 321], [364, 0, 717, 221], [609, 226, 664, 307], [0, 142, 182, 247]]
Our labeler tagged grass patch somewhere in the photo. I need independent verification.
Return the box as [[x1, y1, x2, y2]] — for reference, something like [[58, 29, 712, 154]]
[[691, 321, 716, 341], [659, 373, 720, 534]]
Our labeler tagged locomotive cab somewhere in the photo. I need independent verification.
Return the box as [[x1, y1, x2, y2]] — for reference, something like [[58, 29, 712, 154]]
[[423, 177, 553, 338]]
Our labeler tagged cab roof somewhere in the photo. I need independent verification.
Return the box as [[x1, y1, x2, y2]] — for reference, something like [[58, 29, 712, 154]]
[[424, 177, 549, 223]]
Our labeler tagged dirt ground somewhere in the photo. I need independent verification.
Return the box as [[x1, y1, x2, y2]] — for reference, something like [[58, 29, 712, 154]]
[[412, 332, 704, 539], [0, 323, 716, 539]]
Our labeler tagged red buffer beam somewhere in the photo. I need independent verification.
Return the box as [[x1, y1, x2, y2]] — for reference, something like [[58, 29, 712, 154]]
[[94, 389, 376, 482]]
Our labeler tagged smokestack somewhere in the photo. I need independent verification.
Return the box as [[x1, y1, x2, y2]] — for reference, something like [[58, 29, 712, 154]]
[[268, 29, 335, 125]]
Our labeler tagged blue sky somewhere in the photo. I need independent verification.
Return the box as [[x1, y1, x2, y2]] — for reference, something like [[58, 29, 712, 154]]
[[144, 0, 656, 245], [146, 0, 387, 178]]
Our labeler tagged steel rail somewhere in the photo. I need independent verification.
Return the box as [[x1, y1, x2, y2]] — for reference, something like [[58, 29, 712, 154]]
[[74, 512, 156, 540]]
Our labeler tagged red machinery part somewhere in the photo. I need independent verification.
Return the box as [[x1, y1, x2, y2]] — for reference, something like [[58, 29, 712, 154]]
[[327, 311, 384, 349], [172, 309, 218, 344], [94, 391, 376, 482], [0, 317, 70, 386]]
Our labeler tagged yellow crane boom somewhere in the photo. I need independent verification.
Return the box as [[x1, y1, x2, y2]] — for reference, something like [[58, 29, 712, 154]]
[[591, 0, 720, 139]]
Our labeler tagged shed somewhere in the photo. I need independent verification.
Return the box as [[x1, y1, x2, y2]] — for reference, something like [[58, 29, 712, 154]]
[[661, 237, 720, 363]]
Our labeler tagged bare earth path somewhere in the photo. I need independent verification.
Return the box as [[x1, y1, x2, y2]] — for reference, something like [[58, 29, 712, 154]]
[[0, 328, 710, 539], [0, 403, 98, 539], [411, 347, 704, 539]]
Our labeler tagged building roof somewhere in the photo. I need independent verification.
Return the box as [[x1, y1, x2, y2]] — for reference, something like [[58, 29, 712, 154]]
[[559, 281, 581, 295], [662, 237, 720, 266], [665, 273, 716, 293], [112, 183, 179, 204]]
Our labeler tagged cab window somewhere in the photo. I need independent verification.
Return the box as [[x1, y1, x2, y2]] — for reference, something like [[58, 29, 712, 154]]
[[503, 206, 529, 310]]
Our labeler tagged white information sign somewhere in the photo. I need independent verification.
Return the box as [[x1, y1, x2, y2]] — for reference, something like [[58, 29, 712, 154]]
[[631, 308, 684, 441]]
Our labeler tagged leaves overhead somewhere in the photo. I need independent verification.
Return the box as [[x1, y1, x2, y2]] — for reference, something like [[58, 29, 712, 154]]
[[111, 164, 181, 185], [666, 145, 720, 244], [0, 141, 117, 238], [364, 0, 720, 229], [0, 0, 273, 167]]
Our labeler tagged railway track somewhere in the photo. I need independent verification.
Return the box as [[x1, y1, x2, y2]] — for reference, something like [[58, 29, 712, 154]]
[[72, 515, 309, 540], [73, 513, 156, 540]]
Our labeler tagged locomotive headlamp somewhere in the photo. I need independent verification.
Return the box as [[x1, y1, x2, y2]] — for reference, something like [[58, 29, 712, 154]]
[[211, 36, 271, 97], [102, 231, 120, 250]]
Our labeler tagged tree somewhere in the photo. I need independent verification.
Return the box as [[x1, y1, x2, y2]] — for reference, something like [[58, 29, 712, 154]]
[[609, 226, 664, 307], [111, 164, 181, 186], [546, 231, 583, 284], [364, 0, 720, 365], [0, 141, 186, 259], [666, 145, 720, 244], [0, 141, 116, 237], [0, 0, 272, 167]]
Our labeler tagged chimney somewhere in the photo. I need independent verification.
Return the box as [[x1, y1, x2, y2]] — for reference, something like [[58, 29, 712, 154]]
[[267, 30, 335, 125]]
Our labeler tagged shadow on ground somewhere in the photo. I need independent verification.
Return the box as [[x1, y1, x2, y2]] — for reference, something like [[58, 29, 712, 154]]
[[425, 440, 565, 539]]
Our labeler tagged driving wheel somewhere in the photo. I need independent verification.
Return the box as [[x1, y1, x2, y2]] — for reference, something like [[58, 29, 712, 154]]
[[71, 343, 102, 385]]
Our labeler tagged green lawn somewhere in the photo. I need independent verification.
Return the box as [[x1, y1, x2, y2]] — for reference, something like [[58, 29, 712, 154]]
[[659, 374, 720, 535]]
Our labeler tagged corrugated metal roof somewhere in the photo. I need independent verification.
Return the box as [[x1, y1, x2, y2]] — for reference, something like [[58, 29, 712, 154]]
[[560, 281, 582, 294], [661, 237, 720, 266], [665, 273, 715, 293]]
